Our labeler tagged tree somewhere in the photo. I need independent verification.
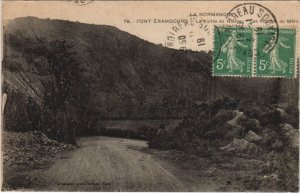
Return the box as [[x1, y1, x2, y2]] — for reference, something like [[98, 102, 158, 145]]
[[22, 37, 84, 144]]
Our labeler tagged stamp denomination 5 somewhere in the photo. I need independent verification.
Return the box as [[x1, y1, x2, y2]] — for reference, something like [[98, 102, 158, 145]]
[[214, 27, 253, 77], [256, 28, 296, 78]]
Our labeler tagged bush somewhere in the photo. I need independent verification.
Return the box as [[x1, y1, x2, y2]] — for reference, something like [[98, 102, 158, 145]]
[[260, 110, 282, 127], [237, 116, 260, 133], [224, 124, 245, 140], [148, 130, 175, 149], [285, 105, 299, 129], [183, 138, 212, 156], [261, 128, 281, 150], [243, 106, 265, 119], [149, 99, 238, 152], [209, 110, 235, 129], [149, 99, 298, 161]]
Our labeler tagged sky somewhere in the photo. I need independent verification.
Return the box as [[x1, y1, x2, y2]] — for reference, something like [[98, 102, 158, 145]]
[[3, 1, 300, 51]]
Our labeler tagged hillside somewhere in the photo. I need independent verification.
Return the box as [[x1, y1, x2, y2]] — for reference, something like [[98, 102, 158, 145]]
[[2, 17, 298, 140], [3, 17, 213, 119]]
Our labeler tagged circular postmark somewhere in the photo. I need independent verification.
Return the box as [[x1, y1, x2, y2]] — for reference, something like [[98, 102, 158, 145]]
[[73, 0, 93, 6], [225, 3, 279, 58], [164, 17, 211, 52], [212, 3, 279, 76]]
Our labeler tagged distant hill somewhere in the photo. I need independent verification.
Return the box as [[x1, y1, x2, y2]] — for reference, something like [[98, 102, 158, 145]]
[[2, 17, 298, 140], [3, 17, 216, 119]]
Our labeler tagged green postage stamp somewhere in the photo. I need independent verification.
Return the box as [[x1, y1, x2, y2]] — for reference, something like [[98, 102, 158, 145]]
[[213, 27, 297, 78], [256, 28, 296, 78], [213, 27, 253, 77]]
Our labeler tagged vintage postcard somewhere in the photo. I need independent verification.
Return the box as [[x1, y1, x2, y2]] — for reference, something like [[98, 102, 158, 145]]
[[1, 0, 299, 192]]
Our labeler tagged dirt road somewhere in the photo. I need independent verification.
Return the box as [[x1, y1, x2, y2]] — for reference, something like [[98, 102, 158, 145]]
[[39, 136, 215, 191], [6, 135, 292, 191]]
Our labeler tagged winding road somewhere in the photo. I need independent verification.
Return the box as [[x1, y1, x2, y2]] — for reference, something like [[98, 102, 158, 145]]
[[40, 136, 206, 191]]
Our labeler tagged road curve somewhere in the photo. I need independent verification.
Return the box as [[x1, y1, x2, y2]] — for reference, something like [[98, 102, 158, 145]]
[[42, 136, 189, 191]]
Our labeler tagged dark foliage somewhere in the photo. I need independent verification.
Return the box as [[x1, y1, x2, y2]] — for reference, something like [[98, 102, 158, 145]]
[[2, 17, 299, 143], [149, 98, 299, 156], [149, 98, 238, 152], [3, 35, 91, 144]]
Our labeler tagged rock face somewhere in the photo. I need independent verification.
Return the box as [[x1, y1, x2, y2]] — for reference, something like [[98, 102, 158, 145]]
[[227, 110, 244, 126], [220, 139, 263, 157], [281, 123, 299, 150], [281, 123, 294, 132], [2, 131, 76, 169], [245, 130, 262, 143]]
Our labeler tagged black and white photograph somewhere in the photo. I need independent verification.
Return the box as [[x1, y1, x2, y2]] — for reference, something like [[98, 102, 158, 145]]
[[1, 1, 299, 192]]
